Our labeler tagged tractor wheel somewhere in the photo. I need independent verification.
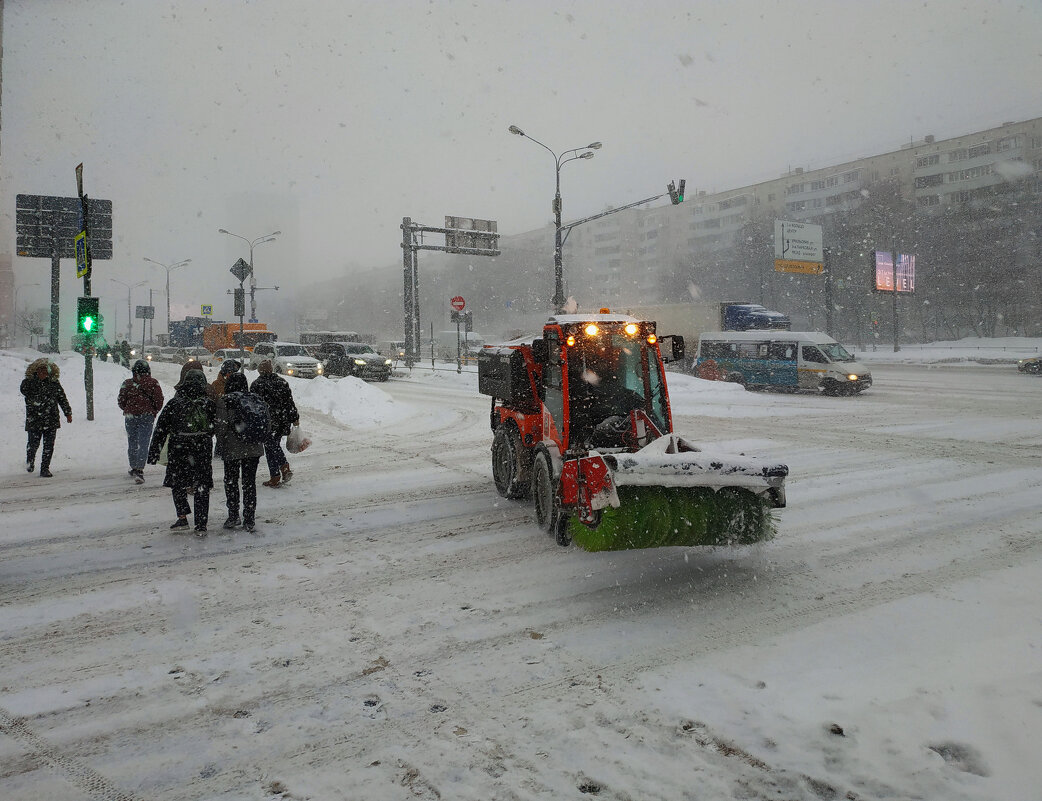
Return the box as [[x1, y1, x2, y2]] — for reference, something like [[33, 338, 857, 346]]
[[532, 450, 557, 531], [492, 424, 531, 499]]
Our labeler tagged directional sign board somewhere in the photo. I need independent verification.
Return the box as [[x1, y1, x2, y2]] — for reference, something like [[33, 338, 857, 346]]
[[450, 295, 465, 311], [135, 305, 155, 320], [774, 220, 823, 274], [445, 216, 499, 254], [16, 194, 113, 259]]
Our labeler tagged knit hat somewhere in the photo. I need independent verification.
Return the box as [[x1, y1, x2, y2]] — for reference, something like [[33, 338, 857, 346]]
[[257, 359, 274, 374], [219, 359, 241, 375], [132, 359, 151, 375]]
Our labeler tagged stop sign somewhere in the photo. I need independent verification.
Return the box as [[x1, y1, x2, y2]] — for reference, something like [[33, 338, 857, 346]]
[[450, 295, 466, 311]]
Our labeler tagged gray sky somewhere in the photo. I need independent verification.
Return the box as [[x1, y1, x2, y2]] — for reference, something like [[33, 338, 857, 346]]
[[2, 0, 1040, 323]]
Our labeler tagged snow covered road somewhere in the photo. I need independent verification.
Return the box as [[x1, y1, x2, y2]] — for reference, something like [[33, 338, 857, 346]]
[[2, 354, 1041, 800]]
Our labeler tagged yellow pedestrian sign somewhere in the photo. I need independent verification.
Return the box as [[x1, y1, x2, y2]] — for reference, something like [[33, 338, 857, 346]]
[[201, 304, 213, 317]]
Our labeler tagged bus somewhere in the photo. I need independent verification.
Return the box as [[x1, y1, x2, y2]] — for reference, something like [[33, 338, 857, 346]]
[[202, 322, 277, 353], [694, 330, 873, 395]]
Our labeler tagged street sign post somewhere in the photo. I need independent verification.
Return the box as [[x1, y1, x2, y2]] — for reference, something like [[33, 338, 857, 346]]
[[774, 220, 824, 274], [450, 295, 466, 311]]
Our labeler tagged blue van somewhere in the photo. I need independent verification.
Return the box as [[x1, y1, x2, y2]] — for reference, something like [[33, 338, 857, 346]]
[[694, 331, 872, 395]]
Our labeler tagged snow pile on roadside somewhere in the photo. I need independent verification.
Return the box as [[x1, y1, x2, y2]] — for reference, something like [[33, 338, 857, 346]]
[[288, 374, 412, 428], [851, 336, 1042, 365]]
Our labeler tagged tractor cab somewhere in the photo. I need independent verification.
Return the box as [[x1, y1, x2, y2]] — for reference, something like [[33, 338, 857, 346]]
[[536, 313, 673, 456]]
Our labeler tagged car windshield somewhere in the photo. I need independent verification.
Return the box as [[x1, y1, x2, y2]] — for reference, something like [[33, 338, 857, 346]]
[[345, 344, 375, 354], [819, 342, 855, 362], [277, 345, 309, 357]]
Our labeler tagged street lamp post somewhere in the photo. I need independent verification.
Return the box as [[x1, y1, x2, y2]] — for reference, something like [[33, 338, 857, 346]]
[[508, 125, 601, 313], [109, 278, 147, 342], [218, 229, 280, 324], [143, 257, 191, 345]]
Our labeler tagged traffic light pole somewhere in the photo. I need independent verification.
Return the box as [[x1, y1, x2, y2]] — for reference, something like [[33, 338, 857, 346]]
[[76, 164, 95, 421]]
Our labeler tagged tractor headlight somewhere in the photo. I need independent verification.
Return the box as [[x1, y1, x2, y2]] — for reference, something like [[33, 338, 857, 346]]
[[354, 358, 366, 366], [624, 323, 638, 336], [584, 323, 599, 337]]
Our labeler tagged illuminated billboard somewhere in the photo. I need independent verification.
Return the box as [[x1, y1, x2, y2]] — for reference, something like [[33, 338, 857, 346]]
[[873, 250, 915, 293]]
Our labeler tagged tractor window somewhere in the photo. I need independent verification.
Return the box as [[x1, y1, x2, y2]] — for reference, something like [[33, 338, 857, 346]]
[[645, 345, 670, 434]]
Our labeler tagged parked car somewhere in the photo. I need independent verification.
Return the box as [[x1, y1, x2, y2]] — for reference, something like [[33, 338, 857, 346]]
[[1016, 355, 1042, 374], [248, 341, 324, 378], [174, 347, 214, 366], [212, 348, 250, 365], [316, 341, 393, 381]]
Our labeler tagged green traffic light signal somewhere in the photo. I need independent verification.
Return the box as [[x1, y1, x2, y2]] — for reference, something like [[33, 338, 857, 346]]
[[77, 296, 100, 335]]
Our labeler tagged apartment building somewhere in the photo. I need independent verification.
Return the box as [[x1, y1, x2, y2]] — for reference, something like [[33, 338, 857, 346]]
[[502, 115, 1042, 308]]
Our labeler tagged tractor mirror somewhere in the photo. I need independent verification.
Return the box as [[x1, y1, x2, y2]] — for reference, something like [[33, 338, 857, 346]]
[[660, 334, 685, 363], [531, 339, 549, 364]]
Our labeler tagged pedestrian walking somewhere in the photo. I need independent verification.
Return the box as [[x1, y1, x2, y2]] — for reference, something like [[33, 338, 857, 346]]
[[118, 359, 164, 483], [215, 372, 269, 532], [20, 357, 72, 478], [119, 340, 132, 368], [250, 359, 299, 487], [147, 370, 217, 534], [212, 359, 241, 460]]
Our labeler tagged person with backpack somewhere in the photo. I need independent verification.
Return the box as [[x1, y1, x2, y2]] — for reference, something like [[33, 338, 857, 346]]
[[147, 370, 217, 534], [118, 359, 164, 484], [20, 357, 73, 478], [215, 372, 269, 532], [211, 359, 241, 460], [250, 359, 300, 488]]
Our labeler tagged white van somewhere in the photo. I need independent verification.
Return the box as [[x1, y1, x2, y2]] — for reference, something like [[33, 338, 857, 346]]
[[694, 331, 872, 395]]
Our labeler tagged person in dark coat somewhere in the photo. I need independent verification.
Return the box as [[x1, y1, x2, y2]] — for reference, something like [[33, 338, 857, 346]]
[[211, 359, 241, 460], [118, 359, 164, 483], [147, 370, 217, 534], [119, 340, 132, 368], [215, 372, 268, 532], [20, 357, 73, 478], [250, 359, 299, 487]]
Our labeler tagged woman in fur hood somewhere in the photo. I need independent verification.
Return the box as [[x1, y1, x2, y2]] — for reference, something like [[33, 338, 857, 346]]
[[20, 358, 73, 478]]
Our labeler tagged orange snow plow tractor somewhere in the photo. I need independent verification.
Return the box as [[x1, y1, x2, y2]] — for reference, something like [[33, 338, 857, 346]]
[[477, 312, 787, 551]]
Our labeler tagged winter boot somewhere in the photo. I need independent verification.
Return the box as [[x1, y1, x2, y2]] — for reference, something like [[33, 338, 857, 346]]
[[243, 516, 256, 533], [262, 474, 281, 488], [134, 470, 145, 485], [280, 463, 293, 484], [170, 517, 189, 530], [223, 514, 241, 530], [39, 468, 53, 478], [26, 461, 34, 473]]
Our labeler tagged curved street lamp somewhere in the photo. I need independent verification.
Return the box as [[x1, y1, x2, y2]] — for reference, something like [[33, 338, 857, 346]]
[[218, 228, 280, 323], [509, 125, 602, 312], [143, 257, 191, 345]]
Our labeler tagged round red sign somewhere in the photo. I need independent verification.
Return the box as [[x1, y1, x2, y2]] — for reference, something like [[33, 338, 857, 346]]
[[450, 295, 465, 311]]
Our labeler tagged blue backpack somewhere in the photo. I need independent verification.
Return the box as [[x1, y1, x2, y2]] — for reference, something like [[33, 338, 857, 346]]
[[226, 392, 270, 445]]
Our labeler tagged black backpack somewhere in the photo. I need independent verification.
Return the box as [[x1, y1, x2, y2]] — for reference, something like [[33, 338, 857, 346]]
[[226, 392, 270, 445]]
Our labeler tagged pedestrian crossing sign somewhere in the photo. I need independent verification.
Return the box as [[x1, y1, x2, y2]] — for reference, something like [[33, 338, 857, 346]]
[[201, 305, 213, 316]]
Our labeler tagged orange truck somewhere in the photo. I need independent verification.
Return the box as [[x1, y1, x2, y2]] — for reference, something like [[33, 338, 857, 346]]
[[202, 322, 277, 353]]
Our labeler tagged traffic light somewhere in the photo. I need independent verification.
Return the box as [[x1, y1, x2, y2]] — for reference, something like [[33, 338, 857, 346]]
[[77, 296, 100, 335], [668, 179, 686, 205]]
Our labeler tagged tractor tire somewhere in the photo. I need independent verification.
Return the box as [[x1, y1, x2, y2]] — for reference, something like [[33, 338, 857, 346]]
[[532, 450, 555, 533], [492, 424, 531, 499]]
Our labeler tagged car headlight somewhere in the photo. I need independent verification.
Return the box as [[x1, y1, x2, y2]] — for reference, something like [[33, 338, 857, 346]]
[[316, 365, 323, 374], [286, 368, 294, 375], [847, 374, 858, 381], [354, 359, 366, 366], [384, 359, 392, 366]]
